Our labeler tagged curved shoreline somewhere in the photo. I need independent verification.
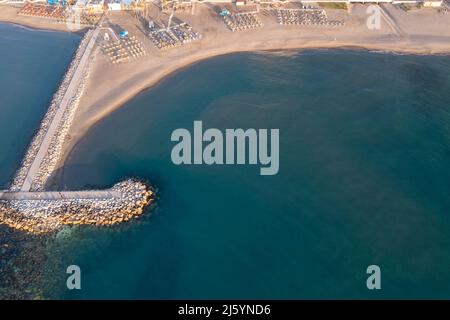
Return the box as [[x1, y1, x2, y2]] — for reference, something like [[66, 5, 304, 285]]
[[0, 179, 155, 234], [59, 40, 450, 175], [1, 20, 70, 33], [3, 4, 450, 190]]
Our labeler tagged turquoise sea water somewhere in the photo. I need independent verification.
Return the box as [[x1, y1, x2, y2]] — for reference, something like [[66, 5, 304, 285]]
[[0, 24, 80, 188], [1, 23, 450, 299], [54, 50, 450, 299]]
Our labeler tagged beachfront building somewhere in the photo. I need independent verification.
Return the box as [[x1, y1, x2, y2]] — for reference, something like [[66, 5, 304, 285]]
[[108, 0, 122, 10], [161, 0, 198, 12], [74, 0, 88, 9], [107, 0, 143, 10], [88, 0, 104, 12], [73, 0, 104, 12], [423, 0, 443, 6]]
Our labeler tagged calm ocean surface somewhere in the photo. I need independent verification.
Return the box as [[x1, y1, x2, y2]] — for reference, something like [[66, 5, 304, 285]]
[[56, 50, 450, 299], [2, 24, 450, 299], [0, 23, 80, 188]]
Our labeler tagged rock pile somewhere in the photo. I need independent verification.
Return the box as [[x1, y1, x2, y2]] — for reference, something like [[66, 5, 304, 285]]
[[0, 179, 154, 234], [2, 27, 155, 235]]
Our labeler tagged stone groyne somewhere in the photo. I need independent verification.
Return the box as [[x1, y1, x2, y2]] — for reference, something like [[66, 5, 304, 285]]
[[1, 22, 155, 234], [0, 179, 154, 234], [30, 44, 97, 191], [9, 29, 94, 192]]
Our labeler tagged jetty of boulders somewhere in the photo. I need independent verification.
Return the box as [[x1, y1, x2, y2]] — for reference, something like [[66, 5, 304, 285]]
[[0, 179, 154, 234], [9, 29, 95, 192], [1, 26, 155, 234]]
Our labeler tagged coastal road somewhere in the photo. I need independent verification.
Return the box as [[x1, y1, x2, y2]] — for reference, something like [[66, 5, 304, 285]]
[[19, 26, 101, 192]]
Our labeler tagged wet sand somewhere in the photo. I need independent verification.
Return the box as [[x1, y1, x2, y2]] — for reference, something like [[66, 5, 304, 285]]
[[60, 5, 450, 170]]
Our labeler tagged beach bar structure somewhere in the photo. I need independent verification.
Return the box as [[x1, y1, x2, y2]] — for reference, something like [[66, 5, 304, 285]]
[[107, 0, 136, 10], [422, 0, 443, 6], [108, 0, 121, 9], [73, 0, 104, 12]]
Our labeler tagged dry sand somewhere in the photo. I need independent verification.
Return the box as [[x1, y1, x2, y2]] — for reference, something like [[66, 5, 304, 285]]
[[2, 3, 450, 172]]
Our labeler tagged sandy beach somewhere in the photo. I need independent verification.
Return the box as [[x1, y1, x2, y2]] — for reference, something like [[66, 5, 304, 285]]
[[0, 5, 75, 32], [2, 3, 450, 176]]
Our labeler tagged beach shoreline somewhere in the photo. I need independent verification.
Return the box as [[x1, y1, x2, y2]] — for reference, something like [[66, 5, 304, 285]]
[[2, 3, 450, 182], [57, 40, 450, 180]]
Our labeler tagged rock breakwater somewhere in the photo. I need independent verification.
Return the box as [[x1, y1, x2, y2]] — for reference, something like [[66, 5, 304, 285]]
[[1, 23, 155, 234], [9, 29, 95, 192], [0, 179, 154, 234]]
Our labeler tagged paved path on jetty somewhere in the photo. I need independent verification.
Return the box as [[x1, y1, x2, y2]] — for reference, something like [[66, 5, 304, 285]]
[[0, 190, 121, 201], [19, 26, 101, 192]]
